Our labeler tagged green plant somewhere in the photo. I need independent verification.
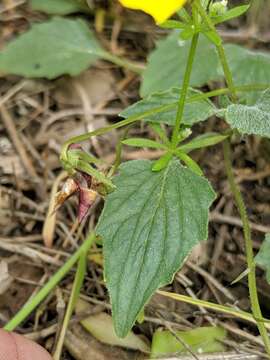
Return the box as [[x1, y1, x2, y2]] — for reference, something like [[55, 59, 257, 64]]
[[3, 0, 270, 356]]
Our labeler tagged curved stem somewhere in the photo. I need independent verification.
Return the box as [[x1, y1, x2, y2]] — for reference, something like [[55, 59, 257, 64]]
[[171, 33, 199, 147], [223, 139, 270, 357]]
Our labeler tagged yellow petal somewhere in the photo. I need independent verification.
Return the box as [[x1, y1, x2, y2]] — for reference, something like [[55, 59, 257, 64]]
[[119, 0, 187, 24]]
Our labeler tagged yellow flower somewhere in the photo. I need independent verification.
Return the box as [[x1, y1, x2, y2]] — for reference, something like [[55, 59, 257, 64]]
[[119, 0, 187, 24]]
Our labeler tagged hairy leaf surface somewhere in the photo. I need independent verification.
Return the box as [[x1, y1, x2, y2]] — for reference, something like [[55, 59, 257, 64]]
[[96, 159, 216, 337], [225, 89, 270, 137], [140, 32, 219, 97], [0, 17, 103, 79], [121, 88, 217, 126]]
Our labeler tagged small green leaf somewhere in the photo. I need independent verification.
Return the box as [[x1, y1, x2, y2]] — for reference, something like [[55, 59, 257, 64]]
[[223, 44, 270, 103], [30, 0, 89, 15], [151, 326, 227, 357], [224, 89, 270, 137], [149, 124, 170, 145], [96, 160, 215, 337], [212, 5, 250, 25], [122, 138, 167, 150], [121, 88, 217, 126], [152, 153, 173, 172], [179, 26, 196, 41], [177, 7, 191, 22], [255, 234, 270, 284], [160, 20, 187, 29], [179, 132, 228, 152], [0, 17, 104, 79], [176, 151, 203, 176], [140, 32, 220, 97], [203, 30, 222, 46]]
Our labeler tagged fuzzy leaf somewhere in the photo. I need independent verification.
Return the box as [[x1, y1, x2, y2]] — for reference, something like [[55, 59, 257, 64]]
[[140, 32, 219, 97], [121, 88, 217, 126], [0, 17, 104, 79], [223, 44, 270, 103], [30, 0, 89, 15], [255, 234, 270, 284], [225, 89, 270, 137], [96, 159, 216, 337]]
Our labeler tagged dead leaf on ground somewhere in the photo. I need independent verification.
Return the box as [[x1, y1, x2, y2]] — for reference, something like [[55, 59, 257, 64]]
[[54, 68, 116, 108], [65, 324, 142, 360], [76, 299, 150, 353]]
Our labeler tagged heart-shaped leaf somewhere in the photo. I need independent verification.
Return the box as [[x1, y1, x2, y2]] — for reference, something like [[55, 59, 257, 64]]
[[96, 159, 216, 337], [120, 88, 217, 126], [0, 17, 104, 79], [140, 32, 219, 97], [225, 89, 270, 137]]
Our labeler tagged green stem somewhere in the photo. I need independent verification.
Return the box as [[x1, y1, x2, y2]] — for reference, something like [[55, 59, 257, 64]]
[[157, 290, 270, 330], [171, 33, 199, 147], [223, 139, 270, 357], [196, 0, 270, 354], [53, 241, 91, 360], [4, 233, 96, 332], [195, 0, 237, 102]]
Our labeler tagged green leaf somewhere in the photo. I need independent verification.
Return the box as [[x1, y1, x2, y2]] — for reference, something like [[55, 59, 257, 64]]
[[224, 89, 270, 137], [149, 124, 170, 145], [179, 26, 196, 41], [151, 326, 226, 357], [203, 30, 222, 46], [223, 44, 270, 103], [160, 20, 187, 29], [255, 234, 270, 284], [152, 153, 173, 172], [212, 5, 250, 25], [30, 0, 89, 15], [140, 32, 220, 97], [122, 138, 167, 150], [121, 88, 217, 126], [176, 151, 203, 176], [179, 132, 228, 152], [0, 17, 104, 79], [96, 160, 216, 337]]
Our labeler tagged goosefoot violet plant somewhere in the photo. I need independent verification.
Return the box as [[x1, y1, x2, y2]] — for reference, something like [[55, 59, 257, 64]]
[[4, 0, 270, 356]]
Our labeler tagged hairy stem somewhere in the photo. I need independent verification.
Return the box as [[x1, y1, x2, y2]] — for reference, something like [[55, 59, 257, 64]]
[[171, 33, 199, 147], [223, 139, 270, 356]]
